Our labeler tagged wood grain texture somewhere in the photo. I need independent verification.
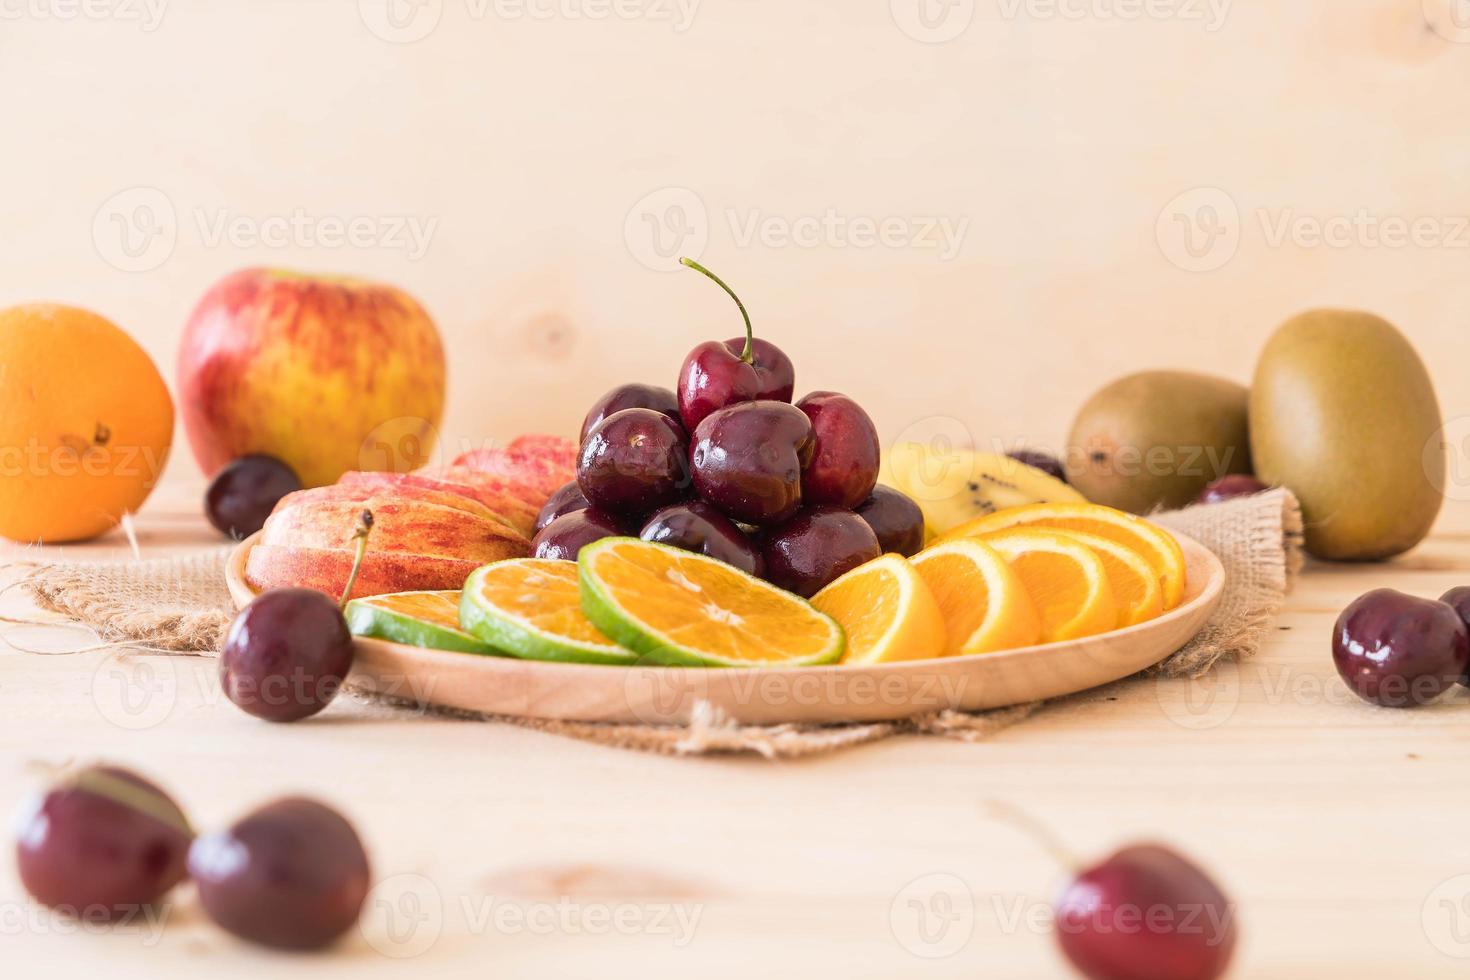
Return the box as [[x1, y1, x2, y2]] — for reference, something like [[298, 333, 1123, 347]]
[[2, 486, 1470, 976]]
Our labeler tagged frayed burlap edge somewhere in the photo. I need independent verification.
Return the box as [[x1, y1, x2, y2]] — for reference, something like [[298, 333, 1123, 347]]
[[5, 551, 233, 653], [381, 697, 1044, 759], [4, 489, 1302, 758], [1151, 487, 1303, 677]]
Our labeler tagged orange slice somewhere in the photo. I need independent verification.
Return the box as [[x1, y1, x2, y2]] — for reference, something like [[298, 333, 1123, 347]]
[[460, 558, 634, 664], [909, 539, 1042, 655], [937, 502, 1187, 609], [811, 555, 947, 665], [977, 528, 1118, 643], [578, 538, 845, 667], [1042, 528, 1163, 628], [345, 590, 498, 655]]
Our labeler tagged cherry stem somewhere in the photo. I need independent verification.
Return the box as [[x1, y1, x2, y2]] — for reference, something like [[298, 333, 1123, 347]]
[[680, 257, 754, 363], [983, 799, 1082, 872], [338, 510, 375, 610]]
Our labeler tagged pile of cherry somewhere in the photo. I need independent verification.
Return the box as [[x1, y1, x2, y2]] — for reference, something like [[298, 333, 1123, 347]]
[[531, 259, 925, 598], [16, 764, 369, 951]]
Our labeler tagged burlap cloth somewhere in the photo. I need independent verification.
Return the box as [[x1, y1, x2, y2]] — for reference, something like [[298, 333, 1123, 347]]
[[4, 489, 1303, 758]]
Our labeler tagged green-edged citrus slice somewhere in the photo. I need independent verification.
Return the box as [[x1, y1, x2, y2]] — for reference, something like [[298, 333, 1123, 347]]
[[345, 590, 501, 655], [459, 558, 635, 665], [577, 537, 846, 668]]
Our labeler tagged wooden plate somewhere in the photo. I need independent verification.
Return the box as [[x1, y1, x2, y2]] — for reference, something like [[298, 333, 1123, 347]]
[[226, 531, 1225, 725]]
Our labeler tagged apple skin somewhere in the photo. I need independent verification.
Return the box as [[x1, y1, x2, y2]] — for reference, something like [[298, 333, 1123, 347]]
[[178, 268, 446, 488], [245, 484, 528, 599]]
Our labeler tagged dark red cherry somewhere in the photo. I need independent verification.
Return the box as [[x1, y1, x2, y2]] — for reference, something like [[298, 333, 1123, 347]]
[[691, 401, 815, 527], [1332, 588, 1469, 707], [206, 455, 301, 539], [1007, 449, 1068, 484], [220, 511, 372, 723], [577, 408, 690, 518], [724, 336, 794, 403], [676, 258, 793, 431], [855, 486, 926, 557], [580, 383, 682, 445], [641, 501, 764, 577], [189, 797, 370, 951], [678, 339, 762, 435], [15, 765, 192, 920], [536, 481, 591, 532], [796, 391, 880, 509], [760, 505, 881, 597], [1196, 474, 1270, 505], [220, 588, 354, 722], [532, 507, 626, 560], [1056, 843, 1237, 980], [1439, 587, 1470, 686]]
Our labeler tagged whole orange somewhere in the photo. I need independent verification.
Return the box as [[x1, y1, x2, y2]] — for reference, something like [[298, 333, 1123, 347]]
[[0, 304, 174, 542]]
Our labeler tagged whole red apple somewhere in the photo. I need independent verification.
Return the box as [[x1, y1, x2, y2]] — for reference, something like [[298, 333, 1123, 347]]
[[177, 268, 446, 488]]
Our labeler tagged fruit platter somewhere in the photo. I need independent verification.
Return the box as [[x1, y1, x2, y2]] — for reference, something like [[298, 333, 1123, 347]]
[[214, 260, 1225, 724]]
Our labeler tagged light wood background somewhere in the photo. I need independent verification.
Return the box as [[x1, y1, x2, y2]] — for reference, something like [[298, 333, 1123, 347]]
[[3, 1, 1470, 469], [6, 2, 1470, 976]]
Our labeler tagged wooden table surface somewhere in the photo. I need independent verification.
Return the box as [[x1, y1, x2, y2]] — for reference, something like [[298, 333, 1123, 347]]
[[4, 478, 1470, 979]]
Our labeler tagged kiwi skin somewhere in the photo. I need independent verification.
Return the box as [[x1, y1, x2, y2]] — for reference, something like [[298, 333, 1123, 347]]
[[1251, 310, 1444, 561], [1066, 370, 1253, 514]]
